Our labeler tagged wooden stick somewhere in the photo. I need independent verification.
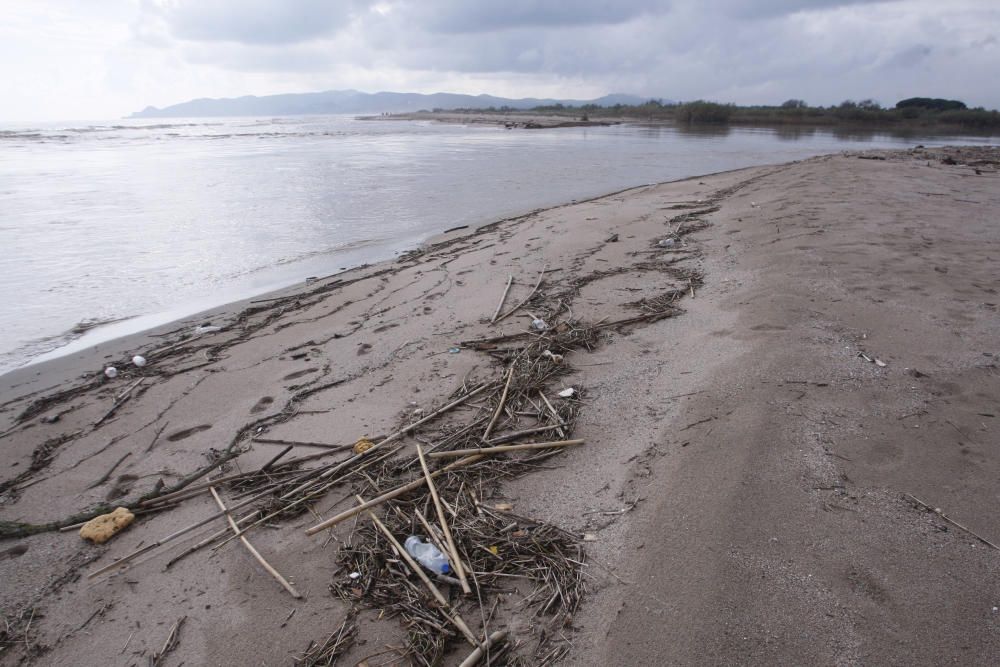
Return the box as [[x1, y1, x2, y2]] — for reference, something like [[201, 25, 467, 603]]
[[88, 452, 131, 489], [489, 275, 514, 323], [538, 391, 567, 439], [165, 511, 258, 569], [357, 495, 480, 647], [259, 444, 294, 472], [459, 630, 508, 667], [88, 480, 304, 579], [94, 378, 145, 427], [486, 423, 565, 445], [252, 437, 351, 451], [213, 445, 402, 550], [305, 455, 484, 535], [483, 366, 514, 440], [417, 445, 471, 594], [428, 439, 584, 459], [493, 265, 545, 323], [209, 487, 302, 598], [904, 493, 1000, 550]]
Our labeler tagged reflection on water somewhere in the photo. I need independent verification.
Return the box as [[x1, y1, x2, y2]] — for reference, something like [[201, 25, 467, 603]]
[[0, 115, 993, 372]]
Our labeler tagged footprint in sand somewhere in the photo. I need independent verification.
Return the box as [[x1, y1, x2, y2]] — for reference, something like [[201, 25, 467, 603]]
[[283, 367, 318, 381], [167, 424, 213, 442], [1, 544, 28, 560], [251, 396, 274, 414], [357, 343, 372, 356]]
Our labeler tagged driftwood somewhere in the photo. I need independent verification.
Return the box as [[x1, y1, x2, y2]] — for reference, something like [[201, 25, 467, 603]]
[[493, 265, 546, 324], [427, 439, 584, 459], [305, 454, 484, 535], [483, 366, 515, 440], [357, 495, 481, 648], [489, 274, 514, 323], [209, 487, 302, 598], [417, 444, 472, 594], [459, 630, 508, 667]]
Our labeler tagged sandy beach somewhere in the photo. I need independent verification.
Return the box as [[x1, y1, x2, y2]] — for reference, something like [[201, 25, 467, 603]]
[[2, 146, 999, 666]]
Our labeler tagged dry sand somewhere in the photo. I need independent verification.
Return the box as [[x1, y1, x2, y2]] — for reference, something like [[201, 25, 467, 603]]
[[1, 146, 999, 665]]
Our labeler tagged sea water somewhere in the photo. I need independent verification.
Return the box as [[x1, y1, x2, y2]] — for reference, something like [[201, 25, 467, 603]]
[[0, 115, 992, 373]]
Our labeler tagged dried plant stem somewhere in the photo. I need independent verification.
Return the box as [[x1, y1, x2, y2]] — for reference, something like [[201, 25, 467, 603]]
[[483, 366, 515, 440], [357, 495, 481, 648], [427, 439, 584, 459], [490, 274, 514, 323], [209, 487, 302, 598], [417, 444, 472, 594], [493, 265, 546, 323], [305, 455, 484, 535], [459, 630, 508, 667], [538, 391, 567, 439]]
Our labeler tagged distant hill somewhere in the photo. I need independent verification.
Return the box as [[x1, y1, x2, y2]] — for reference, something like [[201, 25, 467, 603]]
[[129, 90, 648, 118]]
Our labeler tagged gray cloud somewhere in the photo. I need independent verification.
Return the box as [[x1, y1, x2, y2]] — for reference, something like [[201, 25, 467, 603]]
[[132, 0, 1000, 109], [161, 0, 371, 45]]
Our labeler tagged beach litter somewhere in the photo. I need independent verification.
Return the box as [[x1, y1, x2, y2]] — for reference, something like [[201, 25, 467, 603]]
[[558, 387, 576, 398], [658, 238, 676, 248], [79, 507, 134, 544], [103, 366, 118, 379], [531, 318, 549, 331], [131, 355, 147, 367], [194, 324, 222, 335]]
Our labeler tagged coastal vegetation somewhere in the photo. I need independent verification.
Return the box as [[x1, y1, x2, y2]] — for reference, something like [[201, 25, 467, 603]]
[[457, 97, 1000, 131]]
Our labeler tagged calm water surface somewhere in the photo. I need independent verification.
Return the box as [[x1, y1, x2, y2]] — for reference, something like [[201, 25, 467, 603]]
[[0, 116, 992, 373]]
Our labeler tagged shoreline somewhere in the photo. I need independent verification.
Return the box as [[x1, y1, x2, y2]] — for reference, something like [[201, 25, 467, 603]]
[[2, 146, 999, 664]]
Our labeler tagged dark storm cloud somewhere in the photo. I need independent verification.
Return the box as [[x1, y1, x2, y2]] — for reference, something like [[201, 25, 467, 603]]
[[162, 0, 372, 45]]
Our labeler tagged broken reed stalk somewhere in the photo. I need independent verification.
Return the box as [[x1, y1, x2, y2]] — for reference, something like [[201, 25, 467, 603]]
[[214, 445, 402, 551], [493, 265, 546, 324], [490, 274, 514, 323], [259, 444, 294, 472], [904, 493, 1000, 550], [165, 511, 258, 569], [417, 444, 472, 594], [150, 616, 185, 667], [88, 473, 313, 578], [483, 366, 515, 440], [252, 437, 352, 450], [538, 391, 567, 439], [427, 439, 584, 459], [94, 378, 145, 426], [459, 630, 508, 667], [485, 423, 566, 445], [209, 487, 302, 598], [356, 494, 481, 648], [305, 454, 484, 535]]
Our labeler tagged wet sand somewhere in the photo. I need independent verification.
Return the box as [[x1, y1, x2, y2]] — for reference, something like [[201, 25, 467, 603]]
[[1, 146, 999, 665]]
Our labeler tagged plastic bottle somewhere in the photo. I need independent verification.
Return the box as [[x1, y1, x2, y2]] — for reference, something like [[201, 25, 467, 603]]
[[404, 536, 451, 574]]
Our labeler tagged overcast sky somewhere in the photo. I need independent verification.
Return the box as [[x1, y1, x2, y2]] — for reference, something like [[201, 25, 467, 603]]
[[1, 0, 998, 121]]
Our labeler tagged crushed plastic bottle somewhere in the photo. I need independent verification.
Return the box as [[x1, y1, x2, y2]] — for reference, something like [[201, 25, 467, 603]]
[[404, 536, 450, 574], [194, 324, 222, 335]]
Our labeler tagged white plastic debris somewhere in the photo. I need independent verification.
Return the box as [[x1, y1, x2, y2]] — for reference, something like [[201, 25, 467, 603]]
[[104, 366, 118, 379], [348, 572, 361, 580], [132, 355, 147, 367], [874, 358, 887, 368], [558, 388, 576, 398], [657, 238, 676, 248], [194, 325, 222, 335], [531, 318, 548, 331]]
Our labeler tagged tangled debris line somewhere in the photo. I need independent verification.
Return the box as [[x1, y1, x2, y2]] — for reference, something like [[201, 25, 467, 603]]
[[2, 196, 718, 665]]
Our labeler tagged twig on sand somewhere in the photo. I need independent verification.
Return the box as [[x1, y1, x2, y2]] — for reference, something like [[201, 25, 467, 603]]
[[87, 452, 131, 489], [459, 630, 508, 667], [490, 274, 514, 323], [252, 437, 351, 451], [356, 494, 481, 648], [417, 444, 472, 594], [94, 378, 145, 427], [209, 487, 302, 598], [150, 616, 185, 667], [483, 366, 515, 440], [493, 265, 546, 324], [304, 455, 484, 534], [165, 511, 259, 569], [904, 493, 1000, 550], [427, 439, 585, 459]]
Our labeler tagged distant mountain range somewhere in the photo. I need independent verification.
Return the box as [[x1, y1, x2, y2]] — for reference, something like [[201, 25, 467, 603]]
[[130, 90, 648, 118]]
